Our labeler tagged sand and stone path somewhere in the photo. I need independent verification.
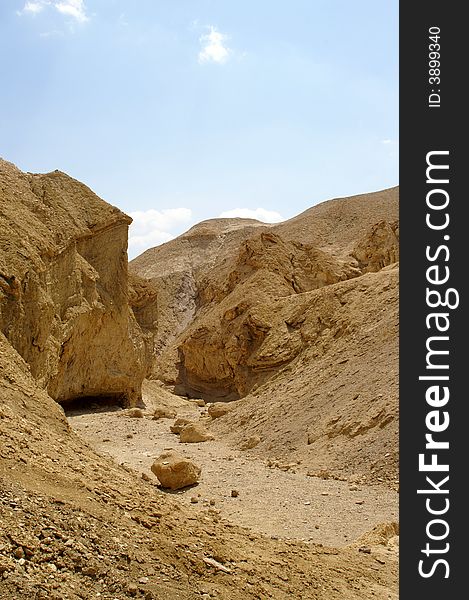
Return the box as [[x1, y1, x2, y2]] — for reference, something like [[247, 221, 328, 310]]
[[66, 389, 398, 549]]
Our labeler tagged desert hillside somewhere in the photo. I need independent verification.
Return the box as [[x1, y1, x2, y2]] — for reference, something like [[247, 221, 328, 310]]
[[1, 160, 398, 599], [130, 186, 399, 485]]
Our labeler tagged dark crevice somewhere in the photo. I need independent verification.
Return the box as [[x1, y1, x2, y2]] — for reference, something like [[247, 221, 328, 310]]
[[60, 393, 128, 416]]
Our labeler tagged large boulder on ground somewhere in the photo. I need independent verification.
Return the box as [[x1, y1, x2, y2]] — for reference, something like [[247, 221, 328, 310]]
[[170, 417, 193, 434], [179, 422, 215, 443], [208, 402, 236, 419], [151, 451, 201, 489]]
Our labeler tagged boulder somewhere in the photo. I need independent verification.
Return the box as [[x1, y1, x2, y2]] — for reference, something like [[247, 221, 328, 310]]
[[170, 417, 193, 434], [151, 451, 201, 489], [179, 422, 215, 443], [208, 402, 235, 419]]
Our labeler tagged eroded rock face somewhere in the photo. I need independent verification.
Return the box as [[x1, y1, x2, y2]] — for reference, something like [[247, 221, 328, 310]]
[[352, 220, 399, 273], [0, 159, 149, 406], [130, 187, 399, 407]]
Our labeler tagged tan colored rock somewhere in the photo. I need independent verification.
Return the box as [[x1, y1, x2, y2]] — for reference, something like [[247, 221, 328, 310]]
[[151, 451, 201, 489], [152, 406, 177, 420], [352, 220, 399, 273], [170, 417, 193, 434], [179, 422, 215, 443], [208, 402, 236, 419], [128, 408, 144, 418], [189, 398, 206, 407], [240, 435, 261, 450], [0, 159, 149, 406]]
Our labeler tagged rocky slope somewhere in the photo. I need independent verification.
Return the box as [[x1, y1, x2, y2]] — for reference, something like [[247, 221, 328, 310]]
[[130, 187, 399, 485], [0, 161, 398, 598], [130, 218, 268, 361], [0, 159, 149, 406]]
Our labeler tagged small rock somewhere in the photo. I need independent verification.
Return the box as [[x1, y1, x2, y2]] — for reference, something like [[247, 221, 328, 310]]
[[14, 547, 25, 559], [202, 557, 231, 574], [82, 565, 98, 577], [128, 408, 144, 418], [139, 576, 149, 584], [231, 490, 239, 498], [189, 399, 206, 407], [190, 497, 199, 504], [355, 499, 365, 505], [209, 499, 216, 506], [179, 422, 215, 443], [126, 433, 133, 439], [170, 417, 193, 434], [208, 402, 235, 419], [141, 473, 150, 482], [358, 546, 371, 554], [349, 484, 359, 491], [127, 583, 138, 596], [153, 406, 177, 420], [0, 558, 14, 573], [240, 435, 261, 450]]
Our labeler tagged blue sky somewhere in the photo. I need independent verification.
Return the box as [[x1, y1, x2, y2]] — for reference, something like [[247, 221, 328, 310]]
[[0, 1, 398, 258]]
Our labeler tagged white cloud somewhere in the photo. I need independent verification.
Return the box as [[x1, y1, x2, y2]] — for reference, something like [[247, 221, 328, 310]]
[[198, 26, 231, 64], [17, 0, 50, 15], [18, 0, 89, 22], [55, 0, 88, 23], [381, 139, 396, 145], [218, 208, 284, 223], [128, 208, 193, 257]]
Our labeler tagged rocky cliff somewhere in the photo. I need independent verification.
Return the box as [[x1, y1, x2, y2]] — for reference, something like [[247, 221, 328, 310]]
[[130, 187, 399, 484], [0, 159, 148, 406]]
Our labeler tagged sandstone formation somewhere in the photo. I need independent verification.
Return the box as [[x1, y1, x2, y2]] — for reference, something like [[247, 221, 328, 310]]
[[0, 159, 150, 406], [151, 450, 201, 489], [179, 422, 215, 443], [130, 186, 399, 484], [129, 217, 268, 363]]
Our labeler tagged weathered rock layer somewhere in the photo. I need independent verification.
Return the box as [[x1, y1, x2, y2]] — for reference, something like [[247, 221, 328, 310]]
[[0, 159, 148, 406]]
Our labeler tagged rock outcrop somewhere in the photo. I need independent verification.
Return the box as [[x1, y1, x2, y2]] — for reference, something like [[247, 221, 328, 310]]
[[131, 186, 399, 484], [0, 159, 149, 406]]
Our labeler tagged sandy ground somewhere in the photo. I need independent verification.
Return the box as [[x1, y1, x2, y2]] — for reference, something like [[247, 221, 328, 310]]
[[67, 394, 398, 549]]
